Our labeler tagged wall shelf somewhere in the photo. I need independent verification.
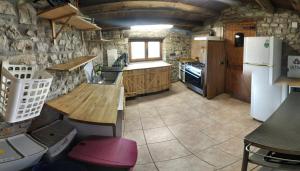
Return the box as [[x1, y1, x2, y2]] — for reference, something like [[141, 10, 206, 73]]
[[47, 56, 97, 72], [38, 4, 101, 42]]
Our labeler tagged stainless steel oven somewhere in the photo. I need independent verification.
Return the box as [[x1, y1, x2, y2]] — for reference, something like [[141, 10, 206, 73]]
[[185, 63, 205, 95]]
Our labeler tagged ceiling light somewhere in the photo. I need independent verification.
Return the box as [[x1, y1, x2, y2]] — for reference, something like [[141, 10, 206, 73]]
[[130, 24, 173, 30]]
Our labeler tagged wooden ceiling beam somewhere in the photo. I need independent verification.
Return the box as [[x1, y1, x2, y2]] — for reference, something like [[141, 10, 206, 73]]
[[81, 1, 218, 16], [255, 0, 274, 13], [95, 17, 203, 29], [213, 0, 241, 5], [290, 0, 300, 11], [87, 9, 207, 22]]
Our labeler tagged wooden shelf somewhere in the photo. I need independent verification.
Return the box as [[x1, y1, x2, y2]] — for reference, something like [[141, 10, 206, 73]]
[[57, 16, 101, 30], [38, 4, 101, 42], [38, 3, 101, 30], [38, 3, 79, 20], [47, 56, 97, 72]]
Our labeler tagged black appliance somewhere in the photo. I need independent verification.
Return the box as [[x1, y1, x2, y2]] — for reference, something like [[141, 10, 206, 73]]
[[185, 62, 205, 95], [235, 32, 244, 47]]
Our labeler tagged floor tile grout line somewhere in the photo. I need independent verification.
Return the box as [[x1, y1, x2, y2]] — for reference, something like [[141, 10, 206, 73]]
[[155, 107, 216, 169], [138, 108, 160, 171], [125, 82, 259, 170]]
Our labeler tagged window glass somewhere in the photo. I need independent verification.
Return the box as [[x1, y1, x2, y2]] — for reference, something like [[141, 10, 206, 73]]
[[148, 41, 161, 58], [131, 42, 145, 60]]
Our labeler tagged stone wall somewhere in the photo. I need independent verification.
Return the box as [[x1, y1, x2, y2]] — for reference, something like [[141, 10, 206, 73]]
[[193, 3, 300, 74], [101, 29, 192, 81], [0, 1, 102, 138]]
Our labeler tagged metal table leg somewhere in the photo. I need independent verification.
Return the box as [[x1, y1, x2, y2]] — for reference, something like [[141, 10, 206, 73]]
[[242, 143, 250, 171], [112, 125, 116, 137]]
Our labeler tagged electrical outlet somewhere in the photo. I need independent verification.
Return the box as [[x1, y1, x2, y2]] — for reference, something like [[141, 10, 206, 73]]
[[292, 22, 298, 28]]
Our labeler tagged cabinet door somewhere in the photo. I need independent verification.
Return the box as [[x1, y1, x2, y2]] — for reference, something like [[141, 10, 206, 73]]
[[206, 41, 226, 99], [123, 70, 145, 97], [145, 67, 171, 93]]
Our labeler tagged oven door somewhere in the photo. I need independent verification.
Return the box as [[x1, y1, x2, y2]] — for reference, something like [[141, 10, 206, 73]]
[[185, 69, 203, 89]]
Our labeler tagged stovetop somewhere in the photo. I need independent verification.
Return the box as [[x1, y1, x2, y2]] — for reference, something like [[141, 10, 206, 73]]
[[185, 62, 205, 76], [186, 62, 206, 69]]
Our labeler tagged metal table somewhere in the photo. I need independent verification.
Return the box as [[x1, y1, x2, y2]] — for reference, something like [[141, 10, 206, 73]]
[[242, 92, 300, 171]]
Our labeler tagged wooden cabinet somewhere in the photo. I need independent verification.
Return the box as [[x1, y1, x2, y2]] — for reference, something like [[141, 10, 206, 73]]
[[191, 39, 226, 99], [145, 67, 171, 94], [123, 69, 145, 97], [123, 66, 171, 97]]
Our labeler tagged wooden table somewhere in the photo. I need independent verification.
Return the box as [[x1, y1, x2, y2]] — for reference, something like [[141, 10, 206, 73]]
[[46, 83, 121, 136], [242, 92, 300, 171]]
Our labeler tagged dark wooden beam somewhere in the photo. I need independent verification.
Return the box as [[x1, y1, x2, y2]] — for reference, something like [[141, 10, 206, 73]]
[[213, 0, 241, 5], [87, 9, 208, 22], [255, 0, 274, 13], [95, 17, 203, 29], [81, 1, 218, 16], [290, 0, 300, 11]]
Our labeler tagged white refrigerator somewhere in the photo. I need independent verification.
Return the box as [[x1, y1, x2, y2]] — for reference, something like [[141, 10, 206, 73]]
[[243, 36, 283, 121]]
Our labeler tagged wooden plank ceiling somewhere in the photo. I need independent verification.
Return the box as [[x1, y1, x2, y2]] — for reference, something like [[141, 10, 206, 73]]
[[78, 0, 299, 30]]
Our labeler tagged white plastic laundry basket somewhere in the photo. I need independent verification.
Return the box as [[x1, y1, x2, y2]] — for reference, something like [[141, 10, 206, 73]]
[[0, 61, 53, 123]]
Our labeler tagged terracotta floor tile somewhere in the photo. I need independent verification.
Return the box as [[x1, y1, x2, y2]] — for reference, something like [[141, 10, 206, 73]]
[[148, 140, 191, 162], [124, 118, 143, 132], [139, 107, 160, 118], [133, 163, 158, 171], [218, 160, 257, 171], [196, 146, 239, 169], [124, 130, 146, 145], [124, 82, 262, 171], [144, 127, 175, 144], [201, 124, 237, 143], [156, 155, 214, 171], [125, 107, 140, 120], [176, 131, 217, 153], [216, 137, 244, 158], [141, 117, 165, 129], [137, 145, 153, 165]]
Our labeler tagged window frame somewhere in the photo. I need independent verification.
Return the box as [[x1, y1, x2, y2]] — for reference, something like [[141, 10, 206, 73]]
[[129, 38, 163, 62]]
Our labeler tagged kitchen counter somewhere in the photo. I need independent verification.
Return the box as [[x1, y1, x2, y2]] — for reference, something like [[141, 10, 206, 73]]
[[276, 76, 300, 86], [47, 73, 123, 127], [123, 61, 171, 97], [124, 61, 171, 71]]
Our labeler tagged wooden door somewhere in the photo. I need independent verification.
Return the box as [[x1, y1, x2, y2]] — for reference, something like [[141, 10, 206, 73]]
[[206, 41, 226, 99], [224, 21, 256, 102]]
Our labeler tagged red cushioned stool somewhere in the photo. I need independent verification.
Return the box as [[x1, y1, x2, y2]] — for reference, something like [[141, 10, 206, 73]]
[[68, 137, 138, 170]]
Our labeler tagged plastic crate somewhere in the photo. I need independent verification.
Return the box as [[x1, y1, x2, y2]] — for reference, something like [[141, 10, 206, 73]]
[[0, 61, 53, 123], [0, 134, 48, 171]]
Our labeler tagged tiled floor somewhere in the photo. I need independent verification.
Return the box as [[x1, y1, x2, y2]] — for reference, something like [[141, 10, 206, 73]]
[[124, 82, 273, 171]]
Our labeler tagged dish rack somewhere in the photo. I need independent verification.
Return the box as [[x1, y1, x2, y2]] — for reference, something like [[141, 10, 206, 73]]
[[0, 61, 53, 123]]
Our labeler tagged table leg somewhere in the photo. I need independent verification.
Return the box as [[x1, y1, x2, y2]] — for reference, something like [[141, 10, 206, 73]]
[[241, 143, 249, 171], [113, 125, 116, 137]]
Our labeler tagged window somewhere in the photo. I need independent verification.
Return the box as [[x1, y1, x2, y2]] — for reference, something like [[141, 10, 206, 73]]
[[129, 39, 162, 61]]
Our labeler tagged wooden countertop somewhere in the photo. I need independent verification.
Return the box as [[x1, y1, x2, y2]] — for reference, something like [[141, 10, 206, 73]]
[[276, 76, 300, 86], [124, 61, 171, 71], [245, 92, 300, 155], [46, 74, 122, 125]]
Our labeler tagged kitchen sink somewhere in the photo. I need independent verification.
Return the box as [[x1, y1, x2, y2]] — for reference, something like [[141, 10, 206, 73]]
[[95, 71, 121, 85]]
